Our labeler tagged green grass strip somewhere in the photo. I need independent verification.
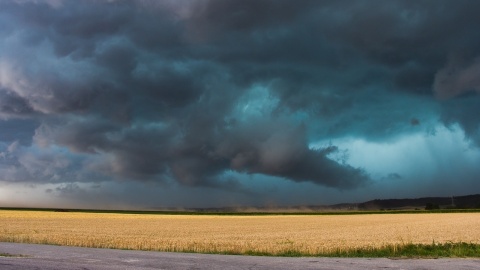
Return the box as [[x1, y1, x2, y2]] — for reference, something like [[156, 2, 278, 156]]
[[323, 242, 480, 258], [159, 242, 480, 258], [240, 242, 480, 258]]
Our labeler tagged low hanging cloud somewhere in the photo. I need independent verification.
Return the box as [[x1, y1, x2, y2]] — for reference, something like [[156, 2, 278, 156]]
[[0, 0, 479, 197]]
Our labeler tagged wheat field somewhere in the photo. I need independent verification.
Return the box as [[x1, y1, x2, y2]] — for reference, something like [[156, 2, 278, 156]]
[[0, 211, 479, 255]]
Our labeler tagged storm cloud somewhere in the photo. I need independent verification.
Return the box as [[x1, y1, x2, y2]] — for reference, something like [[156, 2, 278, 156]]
[[1, 0, 480, 207]]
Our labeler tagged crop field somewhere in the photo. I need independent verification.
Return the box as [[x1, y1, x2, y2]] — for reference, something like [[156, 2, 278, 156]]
[[0, 210, 479, 256]]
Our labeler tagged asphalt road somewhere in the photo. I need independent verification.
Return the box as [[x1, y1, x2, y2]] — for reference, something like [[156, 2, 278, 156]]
[[1, 242, 479, 270]]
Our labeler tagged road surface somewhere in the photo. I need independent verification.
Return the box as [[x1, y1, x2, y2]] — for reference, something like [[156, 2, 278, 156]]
[[1, 242, 479, 270]]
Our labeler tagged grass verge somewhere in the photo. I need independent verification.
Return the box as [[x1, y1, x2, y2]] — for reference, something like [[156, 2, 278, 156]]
[[210, 242, 480, 258], [321, 242, 480, 258], [142, 242, 480, 258]]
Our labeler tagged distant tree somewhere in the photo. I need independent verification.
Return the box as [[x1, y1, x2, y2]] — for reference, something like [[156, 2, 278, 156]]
[[425, 203, 440, 210]]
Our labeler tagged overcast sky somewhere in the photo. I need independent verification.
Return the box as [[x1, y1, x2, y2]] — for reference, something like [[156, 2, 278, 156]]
[[1, 0, 480, 209]]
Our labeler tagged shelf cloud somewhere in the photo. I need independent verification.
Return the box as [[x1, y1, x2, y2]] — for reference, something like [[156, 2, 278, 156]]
[[1, 0, 480, 208]]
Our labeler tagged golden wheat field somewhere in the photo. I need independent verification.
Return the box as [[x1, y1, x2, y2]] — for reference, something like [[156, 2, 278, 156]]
[[0, 211, 479, 255]]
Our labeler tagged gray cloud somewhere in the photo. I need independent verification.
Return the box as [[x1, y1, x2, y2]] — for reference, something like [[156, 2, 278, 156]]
[[434, 55, 480, 99], [440, 95, 480, 145]]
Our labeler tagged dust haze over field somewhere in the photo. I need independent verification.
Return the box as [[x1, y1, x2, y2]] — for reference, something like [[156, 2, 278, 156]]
[[1, 0, 480, 208]]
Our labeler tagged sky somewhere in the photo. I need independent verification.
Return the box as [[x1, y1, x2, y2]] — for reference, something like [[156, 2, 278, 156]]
[[1, 0, 480, 209]]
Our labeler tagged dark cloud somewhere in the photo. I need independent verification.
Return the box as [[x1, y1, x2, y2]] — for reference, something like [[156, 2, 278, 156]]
[[1, 0, 480, 207], [440, 94, 480, 145], [434, 55, 480, 99], [0, 90, 35, 117]]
